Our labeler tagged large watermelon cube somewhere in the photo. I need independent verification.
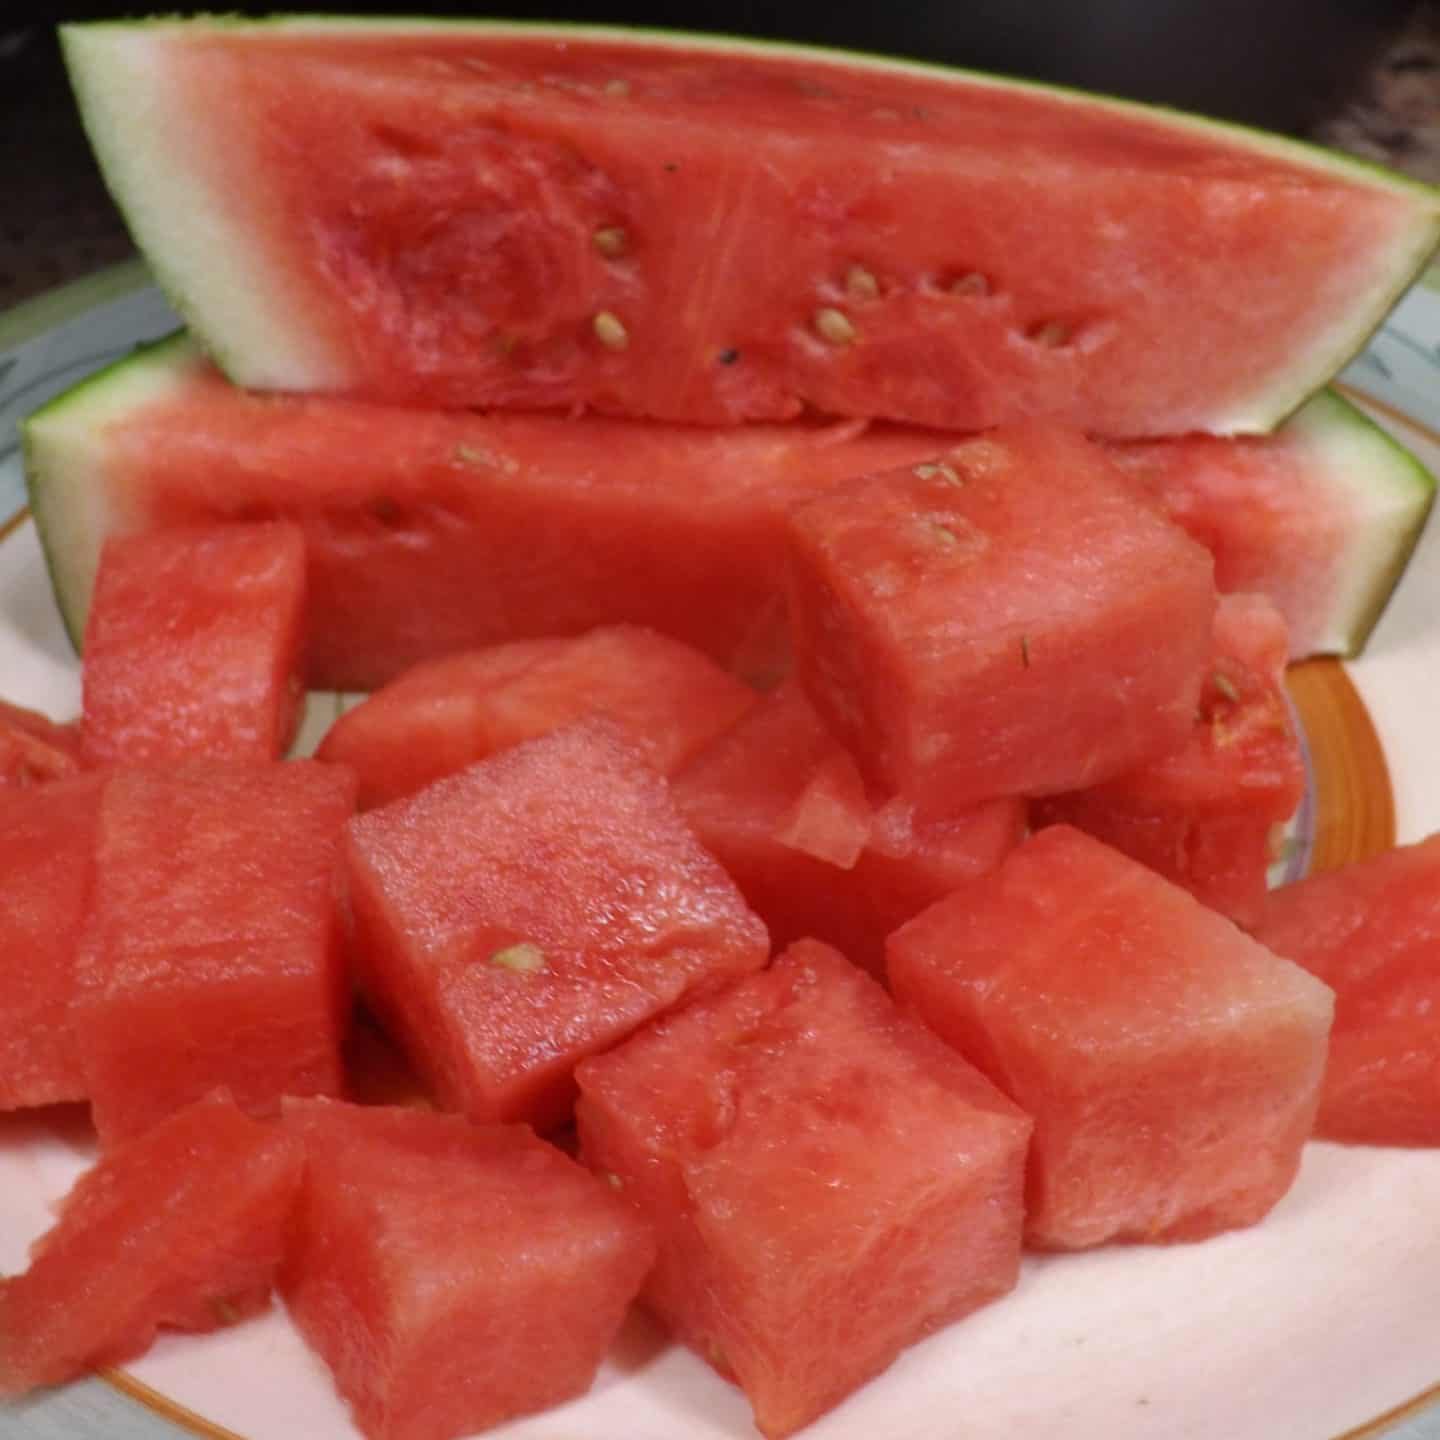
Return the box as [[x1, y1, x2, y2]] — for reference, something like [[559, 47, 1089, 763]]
[[0, 1091, 302, 1397], [343, 719, 769, 1130], [318, 624, 756, 809], [281, 1098, 656, 1440], [785, 426, 1217, 810], [0, 775, 102, 1110], [76, 760, 357, 1143], [1034, 593, 1304, 926], [888, 825, 1334, 1249], [80, 522, 306, 766], [673, 679, 1024, 974], [1251, 834, 1440, 1145], [575, 939, 1031, 1439]]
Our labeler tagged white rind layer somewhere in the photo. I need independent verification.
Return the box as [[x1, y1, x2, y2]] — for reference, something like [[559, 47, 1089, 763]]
[[60, 27, 346, 392], [1286, 389, 1437, 655], [60, 18, 1440, 434], [22, 334, 206, 648]]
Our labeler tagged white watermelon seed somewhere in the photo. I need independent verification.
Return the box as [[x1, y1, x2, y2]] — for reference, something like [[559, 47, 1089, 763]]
[[951, 272, 991, 297], [913, 461, 963, 486], [845, 266, 880, 300], [814, 307, 857, 346], [605, 78, 631, 97], [1029, 319, 1072, 347], [1212, 671, 1240, 702], [593, 311, 630, 350], [593, 226, 628, 258], [491, 942, 547, 973]]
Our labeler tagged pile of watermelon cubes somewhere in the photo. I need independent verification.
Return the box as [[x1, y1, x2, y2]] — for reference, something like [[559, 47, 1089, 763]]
[[7, 36, 1440, 1440]]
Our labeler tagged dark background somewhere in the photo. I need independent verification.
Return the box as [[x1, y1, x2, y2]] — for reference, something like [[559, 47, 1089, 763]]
[[0, 2, 1430, 310]]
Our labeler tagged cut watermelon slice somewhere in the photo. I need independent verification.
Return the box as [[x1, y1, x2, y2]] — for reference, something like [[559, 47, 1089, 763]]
[[61, 19, 1440, 435], [24, 336, 1435, 692]]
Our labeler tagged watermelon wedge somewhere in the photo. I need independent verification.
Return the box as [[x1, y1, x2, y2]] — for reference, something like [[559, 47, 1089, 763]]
[[22, 337, 1435, 693], [61, 19, 1440, 436]]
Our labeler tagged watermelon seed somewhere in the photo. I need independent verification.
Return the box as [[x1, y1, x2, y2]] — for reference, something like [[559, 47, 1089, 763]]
[[603, 1171, 624, 1190], [491, 942, 547, 974], [593, 226, 628, 258], [950, 272, 991, 298], [211, 1298, 241, 1326], [927, 521, 959, 548], [1029, 319, 1073, 347], [717, 348, 741, 366], [664, 162, 680, 173], [604, 78, 631, 98], [845, 266, 880, 301], [1212, 671, 1240, 702], [814, 308, 857, 346], [1020, 634, 1032, 668], [913, 461, 962, 486], [592, 312, 630, 351]]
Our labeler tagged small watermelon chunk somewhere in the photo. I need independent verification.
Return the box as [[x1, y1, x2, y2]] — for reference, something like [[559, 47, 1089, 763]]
[[343, 719, 769, 1131], [0, 700, 83, 787], [785, 426, 1217, 810], [0, 1091, 302, 1397], [0, 776, 103, 1110], [888, 826, 1334, 1249], [1250, 834, 1440, 1145], [281, 1098, 655, 1440], [62, 21, 1440, 435], [672, 679, 1024, 973], [80, 522, 306, 766], [77, 761, 357, 1144], [318, 625, 757, 809], [576, 939, 1030, 1439], [1034, 593, 1303, 926]]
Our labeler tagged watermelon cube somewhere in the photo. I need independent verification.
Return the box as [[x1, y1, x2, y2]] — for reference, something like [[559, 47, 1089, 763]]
[[318, 624, 757, 809], [785, 426, 1216, 810], [575, 939, 1032, 1439], [673, 679, 1024, 974], [0, 699, 83, 787], [888, 826, 1334, 1249], [281, 1098, 655, 1440], [1251, 834, 1440, 1145], [0, 1091, 302, 1397], [76, 760, 357, 1144], [0, 775, 102, 1110], [343, 719, 769, 1130], [81, 522, 306, 766], [1034, 593, 1304, 926]]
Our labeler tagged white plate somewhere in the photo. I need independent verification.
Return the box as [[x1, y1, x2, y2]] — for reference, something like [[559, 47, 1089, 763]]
[[3, 262, 1440, 1440]]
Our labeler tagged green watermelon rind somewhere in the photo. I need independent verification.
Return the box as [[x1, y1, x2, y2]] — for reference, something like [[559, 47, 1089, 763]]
[[1290, 388, 1438, 657], [21, 331, 201, 653], [60, 16, 1440, 433]]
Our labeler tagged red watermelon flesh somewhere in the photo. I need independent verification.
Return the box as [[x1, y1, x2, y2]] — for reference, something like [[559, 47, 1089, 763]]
[[1034, 593, 1303, 926], [672, 679, 1023, 974], [343, 719, 769, 1131], [281, 1099, 654, 1440], [888, 825, 1334, 1249], [76, 760, 357, 1145], [63, 22, 1440, 436], [575, 938, 1031, 1439], [0, 775, 103, 1110], [0, 1091, 302, 1397], [1250, 834, 1440, 1145], [0, 701, 83, 787], [318, 625, 757, 810], [785, 426, 1217, 812], [80, 522, 306, 766]]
